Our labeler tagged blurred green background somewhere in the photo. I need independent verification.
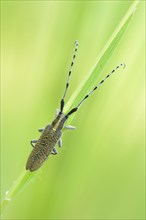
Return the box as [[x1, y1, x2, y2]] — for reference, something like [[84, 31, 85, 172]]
[[1, 1, 145, 219]]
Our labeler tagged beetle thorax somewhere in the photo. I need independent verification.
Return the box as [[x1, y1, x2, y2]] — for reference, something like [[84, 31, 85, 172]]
[[51, 112, 67, 131]]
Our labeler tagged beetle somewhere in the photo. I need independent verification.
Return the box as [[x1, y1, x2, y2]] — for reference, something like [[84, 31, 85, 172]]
[[26, 40, 125, 172]]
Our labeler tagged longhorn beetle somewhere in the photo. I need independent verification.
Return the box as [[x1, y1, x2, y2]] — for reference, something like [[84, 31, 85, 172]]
[[26, 40, 125, 172]]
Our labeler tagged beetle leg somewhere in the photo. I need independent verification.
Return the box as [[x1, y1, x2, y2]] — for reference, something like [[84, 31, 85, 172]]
[[38, 128, 44, 132], [30, 139, 38, 147], [64, 125, 76, 130], [58, 138, 62, 147], [51, 147, 58, 155]]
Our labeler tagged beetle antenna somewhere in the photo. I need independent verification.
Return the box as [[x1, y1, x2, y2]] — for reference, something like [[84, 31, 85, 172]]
[[60, 40, 79, 113], [67, 63, 126, 116]]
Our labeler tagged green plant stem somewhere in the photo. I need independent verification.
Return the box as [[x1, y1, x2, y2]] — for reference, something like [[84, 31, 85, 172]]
[[64, 0, 140, 116], [1, 170, 36, 214]]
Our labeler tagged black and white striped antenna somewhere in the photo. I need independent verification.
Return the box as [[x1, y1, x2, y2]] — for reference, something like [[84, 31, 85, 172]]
[[67, 63, 126, 117], [60, 40, 79, 112]]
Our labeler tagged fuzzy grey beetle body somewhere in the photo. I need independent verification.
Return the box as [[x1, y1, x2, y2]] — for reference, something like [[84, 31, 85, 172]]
[[26, 112, 67, 171], [26, 40, 125, 172]]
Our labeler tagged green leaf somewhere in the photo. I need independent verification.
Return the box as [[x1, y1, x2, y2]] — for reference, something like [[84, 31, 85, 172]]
[[64, 0, 140, 122]]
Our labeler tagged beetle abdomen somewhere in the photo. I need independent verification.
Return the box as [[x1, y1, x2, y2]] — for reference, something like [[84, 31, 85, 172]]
[[26, 125, 61, 172]]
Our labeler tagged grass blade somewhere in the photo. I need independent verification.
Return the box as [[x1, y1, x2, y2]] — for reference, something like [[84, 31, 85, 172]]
[[64, 0, 140, 119]]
